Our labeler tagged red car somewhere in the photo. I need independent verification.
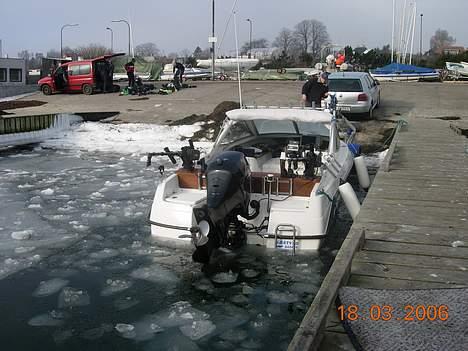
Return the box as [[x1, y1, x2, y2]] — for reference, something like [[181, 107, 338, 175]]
[[38, 53, 124, 95]]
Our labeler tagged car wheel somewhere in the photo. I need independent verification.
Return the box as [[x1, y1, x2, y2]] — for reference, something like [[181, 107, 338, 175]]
[[219, 75, 226, 81], [82, 84, 93, 95], [41, 85, 52, 95]]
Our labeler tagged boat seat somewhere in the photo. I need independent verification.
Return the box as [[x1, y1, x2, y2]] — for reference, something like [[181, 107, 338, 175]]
[[165, 189, 206, 206]]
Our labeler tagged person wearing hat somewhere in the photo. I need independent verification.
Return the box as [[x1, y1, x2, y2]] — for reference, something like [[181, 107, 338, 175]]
[[301, 72, 328, 108]]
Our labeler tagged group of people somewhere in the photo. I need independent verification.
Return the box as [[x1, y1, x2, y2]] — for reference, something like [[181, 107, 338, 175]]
[[301, 71, 329, 108]]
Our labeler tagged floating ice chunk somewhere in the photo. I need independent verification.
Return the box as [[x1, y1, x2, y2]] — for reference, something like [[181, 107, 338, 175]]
[[242, 285, 255, 295], [11, 230, 33, 240], [28, 310, 67, 327], [90, 192, 104, 199], [90, 248, 120, 260], [33, 278, 69, 297], [211, 270, 238, 284], [192, 278, 215, 293], [151, 301, 210, 328], [241, 269, 260, 279], [451, 241, 465, 248], [58, 287, 90, 308], [219, 328, 248, 342], [118, 316, 164, 341], [144, 330, 201, 351], [114, 296, 140, 311], [101, 279, 133, 296], [28, 204, 42, 209], [115, 323, 135, 334], [15, 246, 36, 254], [266, 290, 299, 304], [18, 183, 35, 189], [180, 320, 216, 340], [130, 265, 179, 285], [41, 188, 55, 196], [48, 268, 79, 278]]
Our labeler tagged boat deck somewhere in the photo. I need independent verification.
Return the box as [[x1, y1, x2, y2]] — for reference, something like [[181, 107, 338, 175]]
[[288, 115, 468, 350]]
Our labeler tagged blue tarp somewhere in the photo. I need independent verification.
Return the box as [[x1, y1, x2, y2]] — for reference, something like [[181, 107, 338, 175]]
[[372, 63, 437, 74]]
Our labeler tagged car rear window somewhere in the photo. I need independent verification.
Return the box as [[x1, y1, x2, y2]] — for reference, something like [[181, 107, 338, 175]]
[[328, 79, 363, 92]]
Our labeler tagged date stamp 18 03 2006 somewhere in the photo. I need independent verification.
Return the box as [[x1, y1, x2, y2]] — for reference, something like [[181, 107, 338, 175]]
[[337, 304, 449, 322]]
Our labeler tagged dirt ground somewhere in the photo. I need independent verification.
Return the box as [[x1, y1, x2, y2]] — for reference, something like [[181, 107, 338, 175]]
[[4, 81, 468, 152]]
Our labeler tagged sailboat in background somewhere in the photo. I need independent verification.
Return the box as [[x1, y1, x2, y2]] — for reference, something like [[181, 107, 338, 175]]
[[370, 0, 439, 82]]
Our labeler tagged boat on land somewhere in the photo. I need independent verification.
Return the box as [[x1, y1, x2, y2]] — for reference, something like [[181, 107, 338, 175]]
[[370, 63, 440, 82], [147, 102, 359, 263], [445, 62, 468, 80], [197, 57, 259, 72], [159, 63, 212, 81]]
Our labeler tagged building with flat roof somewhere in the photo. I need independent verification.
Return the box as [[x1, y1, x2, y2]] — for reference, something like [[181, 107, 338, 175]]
[[0, 58, 36, 98]]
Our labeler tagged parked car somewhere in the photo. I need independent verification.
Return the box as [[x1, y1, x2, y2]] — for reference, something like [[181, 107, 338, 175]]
[[38, 53, 125, 95], [327, 72, 381, 119]]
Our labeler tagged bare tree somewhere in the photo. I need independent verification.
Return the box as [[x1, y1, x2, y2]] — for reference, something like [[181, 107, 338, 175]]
[[241, 38, 269, 55], [179, 49, 191, 58], [273, 28, 295, 55], [430, 29, 456, 54], [46, 49, 61, 58], [294, 19, 330, 60], [135, 42, 160, 57], [76, 44, 107, 59]]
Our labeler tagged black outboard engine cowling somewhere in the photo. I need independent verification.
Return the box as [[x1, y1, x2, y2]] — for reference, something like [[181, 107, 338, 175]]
[[206, 151, 250, 221], [192, 151, 252, 264]]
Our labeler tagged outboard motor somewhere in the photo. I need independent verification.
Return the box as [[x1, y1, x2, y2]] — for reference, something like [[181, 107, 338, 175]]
[[192, 151, 256, 263]]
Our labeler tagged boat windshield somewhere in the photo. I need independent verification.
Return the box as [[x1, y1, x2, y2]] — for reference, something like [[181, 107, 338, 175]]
[[219, 119, 329, 145]]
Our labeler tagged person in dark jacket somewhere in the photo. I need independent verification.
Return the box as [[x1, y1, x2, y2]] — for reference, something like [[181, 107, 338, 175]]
[[301, 72, 328, 108], [124, 58, 136, 88], [173, 62, 185, 90]]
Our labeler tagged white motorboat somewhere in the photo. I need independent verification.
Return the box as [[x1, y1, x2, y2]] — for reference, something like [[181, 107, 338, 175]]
[[147, 103, 358, 263], [159, 64, 211, 81], [197, 58, 259, 71]]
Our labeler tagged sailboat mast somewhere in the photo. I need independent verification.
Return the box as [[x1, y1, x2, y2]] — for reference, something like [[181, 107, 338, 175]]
[[410, 3, 417, 64], [398, 0, 408, 64]]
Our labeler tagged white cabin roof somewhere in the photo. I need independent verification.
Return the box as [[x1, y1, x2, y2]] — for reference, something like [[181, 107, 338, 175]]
[[226, 108, 332, 123]]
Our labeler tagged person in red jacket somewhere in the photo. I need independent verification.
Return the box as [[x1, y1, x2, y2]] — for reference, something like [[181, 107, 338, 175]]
[[124, 58, 136, 88]]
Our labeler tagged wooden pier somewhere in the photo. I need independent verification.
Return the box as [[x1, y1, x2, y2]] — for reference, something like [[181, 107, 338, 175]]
[[289, 115, 468, 350]]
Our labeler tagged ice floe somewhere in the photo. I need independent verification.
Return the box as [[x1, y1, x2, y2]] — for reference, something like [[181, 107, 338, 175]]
[[58, 287, 90, 308], [33, 278, 69, 297]]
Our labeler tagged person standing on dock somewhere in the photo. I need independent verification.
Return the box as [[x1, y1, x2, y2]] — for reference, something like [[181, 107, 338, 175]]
[[124, 58, 136, 88], [173, 61, 185, 90], [301, 72, 328, 108]]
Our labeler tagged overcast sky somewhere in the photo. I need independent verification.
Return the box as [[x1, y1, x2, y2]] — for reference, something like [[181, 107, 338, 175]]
[[1, 0, 467, 57]]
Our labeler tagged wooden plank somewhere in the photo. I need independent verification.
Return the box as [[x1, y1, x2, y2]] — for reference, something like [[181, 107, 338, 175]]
[[363, 240, 468, 259], [359, 202, 468, 219], [351, 261, 468, 285], [355, 250, 468, 271], [356, 209, 468, 229], [348, 275, 468, 289], [287, 229, 365, 351], [364, 229, 467, 247], [353, 222, 466, 236], [361, 198, 467, 210]]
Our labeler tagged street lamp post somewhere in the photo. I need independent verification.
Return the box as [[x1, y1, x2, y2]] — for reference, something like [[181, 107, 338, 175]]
[[61, 23, 79, 58], [112, 19, 131, 57], [419, 14, 423, 63], [106, 27, 114, 53], [246, 19, 252, 58]]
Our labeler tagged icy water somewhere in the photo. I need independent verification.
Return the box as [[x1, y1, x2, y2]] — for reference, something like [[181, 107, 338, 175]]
[[0, 123, 359, 351]]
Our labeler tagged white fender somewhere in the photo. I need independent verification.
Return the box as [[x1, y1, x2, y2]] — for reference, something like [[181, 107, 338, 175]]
[[354, 156, 370, 189], [339, 182, 361, 220]]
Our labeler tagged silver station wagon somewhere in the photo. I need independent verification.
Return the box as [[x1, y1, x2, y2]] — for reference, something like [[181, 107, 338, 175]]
[[328, 72, 381, 119]]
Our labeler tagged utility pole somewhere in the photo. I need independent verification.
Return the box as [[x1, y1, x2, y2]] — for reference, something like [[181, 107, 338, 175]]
[[106, 27, 114, 53], [112, 19, 131, 57], [211, 0, 215, 80], [420, 13, 424, 63], [61, 24, 79, 58], [246, 19, 252, 58]]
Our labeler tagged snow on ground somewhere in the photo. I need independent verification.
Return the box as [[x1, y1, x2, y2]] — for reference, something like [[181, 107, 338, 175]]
[[41, 122, 213, 155], [363, 149, 388, 168]]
